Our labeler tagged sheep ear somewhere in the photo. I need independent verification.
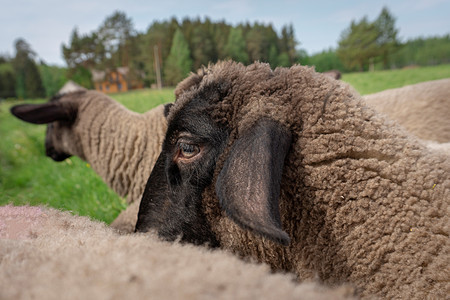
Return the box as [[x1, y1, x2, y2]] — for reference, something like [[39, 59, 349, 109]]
[[163, 103, 173, 118], [216, 118, 292, 246], [10, 103, 73, 124]]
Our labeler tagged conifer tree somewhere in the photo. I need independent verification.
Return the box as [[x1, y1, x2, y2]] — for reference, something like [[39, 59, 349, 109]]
[[164, 28, 193, 85], [375, 7, 399, 68], [268, 44, 279, 67], [0, 69, 16, 98], [224, 27, 249, 64], [12, 39, 45, 99], [337, 17, 379, 71], [24, 59, 45, 98]]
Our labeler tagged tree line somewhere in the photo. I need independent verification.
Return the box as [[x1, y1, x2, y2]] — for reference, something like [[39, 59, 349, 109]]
[[61, 14, 298, 87], [306, 7, 450, 72], [1, 7, 449, 99]]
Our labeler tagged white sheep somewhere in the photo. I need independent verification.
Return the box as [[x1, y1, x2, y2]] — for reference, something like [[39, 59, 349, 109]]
[[57, 80, 87, 94], [424, 141, 450, 154], [0, 205, 356, 300], [136, 61, 449, 299], [363, 78, 450, 143], [10, 90, 170, 232]]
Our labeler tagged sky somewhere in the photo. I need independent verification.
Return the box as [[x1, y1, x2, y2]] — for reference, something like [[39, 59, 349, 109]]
[[1, 0, 449, 66]]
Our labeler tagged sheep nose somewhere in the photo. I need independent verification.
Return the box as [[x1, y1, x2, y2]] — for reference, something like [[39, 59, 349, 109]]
[[46, 147, 71, 162]]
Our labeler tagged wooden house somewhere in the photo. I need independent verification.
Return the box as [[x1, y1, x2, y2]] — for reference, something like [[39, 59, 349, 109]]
[[92, 67, 144, 94]]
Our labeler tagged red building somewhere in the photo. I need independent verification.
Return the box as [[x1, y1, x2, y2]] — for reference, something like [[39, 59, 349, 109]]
[[92, 67, 144, 93]]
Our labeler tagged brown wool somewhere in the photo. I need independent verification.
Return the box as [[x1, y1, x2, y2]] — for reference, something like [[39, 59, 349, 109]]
[[170, 61, 449, 299]]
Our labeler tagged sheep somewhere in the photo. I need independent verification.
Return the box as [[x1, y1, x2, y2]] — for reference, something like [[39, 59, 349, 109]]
[[322, 70, 341, 80], [9, 90, 170, 232], [57, 80, 87, 94], [363, 78, 450, 143], [424, 141, 450, 154], [135, 61, 449, 299], [0, 205, 356, 300]]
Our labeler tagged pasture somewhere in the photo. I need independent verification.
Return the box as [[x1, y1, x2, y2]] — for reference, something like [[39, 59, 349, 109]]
[[1, 64, 449, 223]]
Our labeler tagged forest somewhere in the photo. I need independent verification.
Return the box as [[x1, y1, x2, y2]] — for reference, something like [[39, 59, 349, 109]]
[[0, 7, 449, 99]]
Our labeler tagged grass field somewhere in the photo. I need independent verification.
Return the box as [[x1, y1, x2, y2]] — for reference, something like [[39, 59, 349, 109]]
[[1, 65, 449, 224], [341, 64, 450, 95]]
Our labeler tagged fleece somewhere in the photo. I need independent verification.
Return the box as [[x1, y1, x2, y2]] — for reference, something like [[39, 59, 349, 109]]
[[0, 205, 356, 300], [169, 61, 449, 299], [57, 91, 167, 205]]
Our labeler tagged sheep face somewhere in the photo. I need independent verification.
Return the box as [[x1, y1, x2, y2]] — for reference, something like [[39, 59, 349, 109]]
[[10, 95, 79, 162], [136, 97, 226, 246], [136, 93, 292, 246], [44, 119, 75, 161]]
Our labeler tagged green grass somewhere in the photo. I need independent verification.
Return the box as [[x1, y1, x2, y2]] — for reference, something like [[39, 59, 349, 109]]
[[111, 88, 174, 113], [0, 88, 174, 224], [1, 64, 449, 223], [0, 63, 14, 73], [341, 64, 450, 95]]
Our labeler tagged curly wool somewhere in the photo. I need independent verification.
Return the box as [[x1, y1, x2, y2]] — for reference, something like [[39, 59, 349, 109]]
[[171, 61, 449, 299], [68, 91, 166, 203]]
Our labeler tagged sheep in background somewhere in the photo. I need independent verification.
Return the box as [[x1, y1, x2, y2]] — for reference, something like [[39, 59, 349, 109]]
[[363, 78, 450, 143], [424, 141, 450, 154], [322, 69, 341, 80], [10, 91, 170, 232], [136, 61, 449, 299], [57, 80, 87, 94], [0, 205, 356, 300]]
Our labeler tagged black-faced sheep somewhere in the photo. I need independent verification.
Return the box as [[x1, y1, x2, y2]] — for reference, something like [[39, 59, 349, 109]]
[[363, 78, 450, 143], [136, 61, 449, 299], [10, 90, 170, 232], [0, 205, 356, 300]]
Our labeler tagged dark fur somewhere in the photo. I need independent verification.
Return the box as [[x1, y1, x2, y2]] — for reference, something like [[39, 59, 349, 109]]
[[136, 98, 228, 246], [215, 118, 292, 245]]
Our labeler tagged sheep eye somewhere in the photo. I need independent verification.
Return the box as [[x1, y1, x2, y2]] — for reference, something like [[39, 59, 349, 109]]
[[178, 142, 200, 159]]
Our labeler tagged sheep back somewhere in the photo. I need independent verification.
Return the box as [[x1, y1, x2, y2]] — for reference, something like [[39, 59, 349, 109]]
[[70, 92, 167, 204], [0, 205, 356, 300], [363, 78, 450, 143]]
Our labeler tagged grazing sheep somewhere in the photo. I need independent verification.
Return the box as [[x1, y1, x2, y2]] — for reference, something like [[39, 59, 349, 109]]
[[322, 70, 341, 80], [57, 80, 87, 94], [0, 205, 356, 300], [10, 91, 170, 232], [363, 78, 450, 143], [136, 61, 449, 299]]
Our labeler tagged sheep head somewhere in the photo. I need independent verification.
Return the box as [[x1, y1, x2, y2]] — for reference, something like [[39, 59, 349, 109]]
[[10, 92, 81, 161], [135, 61, 450, 298], [136, 61, 295, 246]]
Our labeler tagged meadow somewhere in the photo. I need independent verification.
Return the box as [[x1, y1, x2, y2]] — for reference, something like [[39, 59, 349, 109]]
[[1, 65, 449, 224], [342, 64, 450, 95]]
